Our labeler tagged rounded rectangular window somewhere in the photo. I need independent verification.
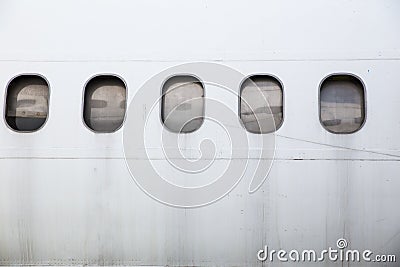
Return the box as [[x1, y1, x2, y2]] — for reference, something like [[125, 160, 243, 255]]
[[5, 75, 49, 132], [240, 75, 283, 133], [161, 75, 204, 133], [320, 74, 365, 134], [83, 75, 126, 133]]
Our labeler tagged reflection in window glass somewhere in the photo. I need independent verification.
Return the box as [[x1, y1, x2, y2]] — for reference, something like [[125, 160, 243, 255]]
[[5, 75, 49, 132], [320, 75, 365, 133], [83, 76, 126, 133], [161, 76, 204, 133], [240, 75, 283, 133]]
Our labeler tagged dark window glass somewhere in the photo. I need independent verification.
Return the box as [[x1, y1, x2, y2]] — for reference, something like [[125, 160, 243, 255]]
[[161, 75, 204, 133], [83, 76, 126, 133], [5, 75, 49, 132], [320, 75, 365, 133], [240, 75, 283, 133]]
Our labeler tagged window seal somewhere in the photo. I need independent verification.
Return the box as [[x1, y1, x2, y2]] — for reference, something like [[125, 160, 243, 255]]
[[159, 73, 205, 134], [81, 73, 128, 134], [238, 73, 285, 134], [318, 72, 367, 135], [3, 73, 51, 133]]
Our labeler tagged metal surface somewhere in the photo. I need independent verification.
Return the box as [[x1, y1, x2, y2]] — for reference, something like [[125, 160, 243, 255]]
[[0, 0, 399, 266]]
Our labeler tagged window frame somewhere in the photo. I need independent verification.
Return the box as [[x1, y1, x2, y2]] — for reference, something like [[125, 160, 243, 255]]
[[82, 73, 128, 134], [160, 73, 205, 134], [3, 73, 51, 133], [318, 73, 367, 134], [238, 73, 285, 134]]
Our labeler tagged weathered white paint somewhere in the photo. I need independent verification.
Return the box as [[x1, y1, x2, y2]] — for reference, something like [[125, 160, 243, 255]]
[[0, 0, 399, 266]]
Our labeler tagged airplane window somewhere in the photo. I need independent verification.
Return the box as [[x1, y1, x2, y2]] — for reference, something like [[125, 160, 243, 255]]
[[240, 75, 283, 133], [161, 75, 204, 133], [83, 75, 126, 133], [320, 74, 365, 134], [5, 75, 49, 132]]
